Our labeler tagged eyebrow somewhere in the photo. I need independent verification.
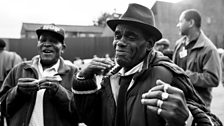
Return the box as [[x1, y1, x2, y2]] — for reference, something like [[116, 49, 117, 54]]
[[125, 31, 138, 36], [115, 29, 138, 36]]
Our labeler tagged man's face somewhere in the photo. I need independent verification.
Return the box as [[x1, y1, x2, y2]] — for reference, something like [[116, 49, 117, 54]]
[[176, 12, 190, 36], [113, 24, 149, 68], [37, 32, 65, 66]]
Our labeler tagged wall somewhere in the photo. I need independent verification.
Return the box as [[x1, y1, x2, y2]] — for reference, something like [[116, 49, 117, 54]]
[[8, 37, 114, 62]]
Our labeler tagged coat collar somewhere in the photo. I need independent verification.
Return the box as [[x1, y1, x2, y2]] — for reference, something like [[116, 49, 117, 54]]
[[108, 49, 165, 77], [191, 30, 207, 50], [24, 55, 70, 75], [176, 30, 207, 50]]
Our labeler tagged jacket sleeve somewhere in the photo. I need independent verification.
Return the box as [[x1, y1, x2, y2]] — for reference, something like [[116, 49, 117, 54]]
[[221, 54, 224, 85], [0, 67, 30, 117], [72, 74, 101, 126], [51, 84, 76, 112], [186, 49, 221, 88], [172, 74, 223, 126]]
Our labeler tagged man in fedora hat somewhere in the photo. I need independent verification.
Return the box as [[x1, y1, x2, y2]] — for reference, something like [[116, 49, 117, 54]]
[[0, 24, 80, 126], [72, 3, 222, 126]]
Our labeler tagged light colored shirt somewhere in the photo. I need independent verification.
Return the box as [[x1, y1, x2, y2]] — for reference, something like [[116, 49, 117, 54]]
[[29, 58, 60, 126], [110, 61, 144, 104]]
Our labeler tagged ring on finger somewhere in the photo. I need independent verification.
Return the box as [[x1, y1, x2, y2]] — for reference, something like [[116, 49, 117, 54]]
[[163, 84, 169, 92], [161, 92, 169, 100], [157, 108, 162, 115], [157, 100, 163, 108]]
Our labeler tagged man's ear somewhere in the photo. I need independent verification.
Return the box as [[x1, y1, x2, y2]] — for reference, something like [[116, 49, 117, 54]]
[[146, 42, 150, 50], [146, 38, 154, 49], [145, 42, 152, 52], [61, 44, 66, 53], [189, 19, 195, 27]]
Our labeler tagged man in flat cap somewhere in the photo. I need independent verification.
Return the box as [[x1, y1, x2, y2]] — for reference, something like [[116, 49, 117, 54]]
[[0, 24, 79, 126], [72, 3, 222, 126], [154, 38, 173, 59]]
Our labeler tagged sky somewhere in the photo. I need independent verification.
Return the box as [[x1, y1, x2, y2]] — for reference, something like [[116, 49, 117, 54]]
[[0, 0, 181, 38]]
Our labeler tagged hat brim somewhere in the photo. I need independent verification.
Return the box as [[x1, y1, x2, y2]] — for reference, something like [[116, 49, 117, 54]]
[[107, 19, 162, 42], [36, 29, 64, 42]]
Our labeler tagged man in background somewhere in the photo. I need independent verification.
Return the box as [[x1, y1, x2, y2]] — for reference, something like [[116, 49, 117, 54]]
[[173, 9, 221, 109], [154, 38, 173, 59], [0, 39, 22, 87]]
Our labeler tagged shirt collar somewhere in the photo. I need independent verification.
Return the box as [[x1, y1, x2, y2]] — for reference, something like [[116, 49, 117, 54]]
[[35, 57, 60, 78], [119, 61, 144, 76], [39, 59, 60, 72]]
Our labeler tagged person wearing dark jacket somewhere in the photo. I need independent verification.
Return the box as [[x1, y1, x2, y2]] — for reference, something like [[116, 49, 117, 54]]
[[0, 24, 79, 126], [72, 3, 222, 126]]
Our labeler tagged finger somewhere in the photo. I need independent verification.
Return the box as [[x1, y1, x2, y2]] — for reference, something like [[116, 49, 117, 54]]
[[152, 80, 183, 95], [142, 90, 171, 102], [18, 83, 39, 91], [156, 79, 168, 86], [150, 80, 170, 91], [88, 63, 108, 70], [141, 98, 165, 108], [39, 86, 50, 89], [39, 81, 51, 89], [146, 105, 165, 116], [18, 78, 37, 82], [156, 80, 171, 92], [94, 58, 114, 65], [142, 96, 177, 112], [91, 59, 114, 69], [142, 89, 169, 101], [39, 78, 60, 83], [18, 82, 39, 87], [146, 104, 171, 119], [39, 81, 58, 89], [41, 76, 62, 82], [148, 83, 164, 92], [142, 90, 162, 99], [141, 98, 157, 107]]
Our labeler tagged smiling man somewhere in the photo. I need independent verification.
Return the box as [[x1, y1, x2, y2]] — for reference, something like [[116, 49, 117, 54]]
[[0, 24, 79, 126], [72, 3, 222, 126]]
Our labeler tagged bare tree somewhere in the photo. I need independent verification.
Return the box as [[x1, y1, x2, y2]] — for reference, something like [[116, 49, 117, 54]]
[[93, 12, 121, 27]]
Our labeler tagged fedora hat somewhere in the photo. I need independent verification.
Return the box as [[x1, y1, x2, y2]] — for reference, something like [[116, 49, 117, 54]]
[[107, 3, 162, 42]]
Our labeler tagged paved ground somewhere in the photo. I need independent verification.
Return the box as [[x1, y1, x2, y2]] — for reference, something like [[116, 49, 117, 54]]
[[211, 84, 224, 123]]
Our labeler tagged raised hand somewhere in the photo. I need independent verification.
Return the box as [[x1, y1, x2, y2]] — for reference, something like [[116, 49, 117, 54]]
[[39, 76, 62, 95], [141, 80, 189, 126], [79, 57, 115, 78], [17, 78, 39, 95]]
